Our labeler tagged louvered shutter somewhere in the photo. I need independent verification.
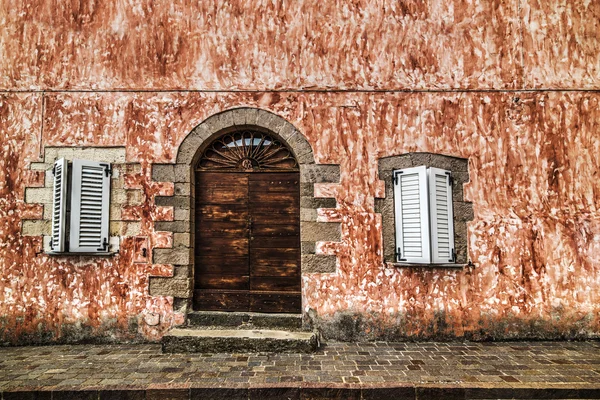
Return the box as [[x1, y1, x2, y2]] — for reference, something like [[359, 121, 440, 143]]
[[50, 158, 68, 253], [69, 160, 111, 253], [393, 166, 430, 263], [428, 167, 455, 263]]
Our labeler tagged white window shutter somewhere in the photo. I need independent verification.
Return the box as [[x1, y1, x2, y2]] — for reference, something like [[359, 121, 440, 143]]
[[428, 167, 455, 263], [50, 158, 68, 253], [393, 166, 430, 263], [69, 160, 111, 253]]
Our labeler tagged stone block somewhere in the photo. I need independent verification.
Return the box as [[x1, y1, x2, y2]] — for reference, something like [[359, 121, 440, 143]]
[[125, 190, 144, 206], [25, 187, 53, 204], [177, 137, 203, 165], [109, 222, 121, 236], [279, 124, 298, 141], [454, 202, 474, 222], [286, 132, 313, 160], [109, 221, 141, 236], [302, 254, 337, 273], [152, 164, 175, 182], [155, 220, 191, 233], [44, 147, 72, 163], [111, 189, 127, 204], [153, 248, 192, 264], [451, 157, 469, 172], [43, 203, 53, 220], [174, 265, 193, 278], [300, 208, 317, 222], [50, 147, 126, 163], [174, 165, 191, 183], [202, 114, 224, 137], [300, 197, 337, 210], [29, 162, 50, 170], [301, 222, 341, 242], [149, 277, 192, 297], [22, 220, 51, 236], [242, 108, 260, 126], [257, 111, 285, 135], [109, 206, 121, 220], [378, 154, 412, 173], [301, 241, 316, 254], [230, 108, 248, 126], [174, 208, 190, 221], [155, 196, 190, 209], [300, 182, 314, 196], [409, 152, 433, 167], [300, 164, 340, 183], [173, 233, 191, 247], [174, 183, 191, 196], [122, 222, 141, 236], [297, 151, 315, 165]]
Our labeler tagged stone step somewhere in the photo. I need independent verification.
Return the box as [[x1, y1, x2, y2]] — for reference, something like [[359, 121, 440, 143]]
[[162, 328, 319, 353], [187, 311, 304, 330]]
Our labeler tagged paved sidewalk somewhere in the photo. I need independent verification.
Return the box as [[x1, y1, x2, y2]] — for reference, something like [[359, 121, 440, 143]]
[[1, 341, 600, 399]]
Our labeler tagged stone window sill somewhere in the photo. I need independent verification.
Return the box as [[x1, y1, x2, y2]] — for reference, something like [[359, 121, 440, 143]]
[[46, 251, 118, 257], [387, 262, 474, 269]]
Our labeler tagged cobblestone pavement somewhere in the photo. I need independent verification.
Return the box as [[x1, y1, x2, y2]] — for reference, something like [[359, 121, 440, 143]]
[[1, 341, 600, 399]]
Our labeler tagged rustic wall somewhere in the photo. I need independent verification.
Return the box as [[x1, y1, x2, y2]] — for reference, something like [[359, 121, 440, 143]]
[[1, 0, 599, 343]]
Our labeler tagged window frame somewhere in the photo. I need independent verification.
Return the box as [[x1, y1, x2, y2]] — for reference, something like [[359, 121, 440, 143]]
[[48, 158, 113, 255], [375, 153, 472, 268]]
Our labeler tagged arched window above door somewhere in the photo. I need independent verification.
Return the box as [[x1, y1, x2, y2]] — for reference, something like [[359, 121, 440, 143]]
[[197, 130, 298, 171]]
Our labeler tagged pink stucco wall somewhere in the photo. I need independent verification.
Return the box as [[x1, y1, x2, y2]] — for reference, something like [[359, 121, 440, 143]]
[[1, 0, 599, 343]]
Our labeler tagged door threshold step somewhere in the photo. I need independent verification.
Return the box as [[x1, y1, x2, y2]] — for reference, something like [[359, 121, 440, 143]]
[[162, 328, 319, 353], [187, 311, 303, 330]]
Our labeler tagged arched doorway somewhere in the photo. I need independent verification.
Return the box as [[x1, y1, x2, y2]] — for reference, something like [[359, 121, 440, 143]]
[[193, 129, 301, 313]]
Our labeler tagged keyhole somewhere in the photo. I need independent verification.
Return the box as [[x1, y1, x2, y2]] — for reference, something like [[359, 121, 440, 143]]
[[142, 248, 147, 258]]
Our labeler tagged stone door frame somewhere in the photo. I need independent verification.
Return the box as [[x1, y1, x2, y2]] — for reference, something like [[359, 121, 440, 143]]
[[149, 108, 341, 320]]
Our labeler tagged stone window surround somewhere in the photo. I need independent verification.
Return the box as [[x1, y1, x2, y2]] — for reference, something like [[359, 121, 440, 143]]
[[22, 147, 136, 255], [375, 153, 474, 267], [149, 107, 342, 316]]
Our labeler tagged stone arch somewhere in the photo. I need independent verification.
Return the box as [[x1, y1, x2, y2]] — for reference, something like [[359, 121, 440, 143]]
[[176, 107, 315, 167], [149, 108, 341, 320]]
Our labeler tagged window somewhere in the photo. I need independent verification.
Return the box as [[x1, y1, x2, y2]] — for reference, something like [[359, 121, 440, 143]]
[[49, 158, 112, 254], [393, 166, 455, 264]]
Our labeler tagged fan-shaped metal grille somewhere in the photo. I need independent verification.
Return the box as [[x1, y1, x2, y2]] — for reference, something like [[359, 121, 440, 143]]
[[197, 131, 298, 171]]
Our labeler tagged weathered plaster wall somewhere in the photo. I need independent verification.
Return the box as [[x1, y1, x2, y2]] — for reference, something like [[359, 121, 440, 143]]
[[1, 0, 599, 343]]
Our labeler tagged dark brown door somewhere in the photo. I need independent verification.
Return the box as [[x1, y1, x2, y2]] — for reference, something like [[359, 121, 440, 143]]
[[194, 171, 301, 313]]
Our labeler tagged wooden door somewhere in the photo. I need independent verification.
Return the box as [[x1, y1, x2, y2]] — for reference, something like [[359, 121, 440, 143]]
[[194, 171, 301, 313]]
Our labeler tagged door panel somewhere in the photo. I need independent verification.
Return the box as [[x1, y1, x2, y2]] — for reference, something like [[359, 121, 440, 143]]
[[194, 171, 301, 313]]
